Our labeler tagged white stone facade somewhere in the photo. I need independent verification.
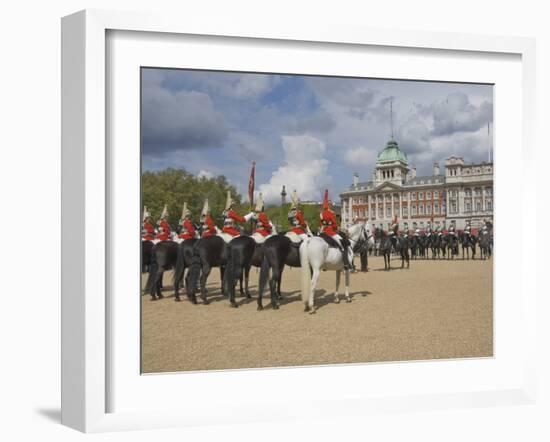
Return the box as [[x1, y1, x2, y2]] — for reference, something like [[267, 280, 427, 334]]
[[340, 155, 493, 231]]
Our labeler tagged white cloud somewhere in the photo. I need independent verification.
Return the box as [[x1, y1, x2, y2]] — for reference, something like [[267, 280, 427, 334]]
[[344, 146, 378, 169], [259, 135, 331, 204], [197, 169, 214, 179]]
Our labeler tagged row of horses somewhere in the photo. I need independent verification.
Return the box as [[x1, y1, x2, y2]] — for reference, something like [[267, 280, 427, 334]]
[[363, 229, 493, 271], [143, 222, 368, 312]]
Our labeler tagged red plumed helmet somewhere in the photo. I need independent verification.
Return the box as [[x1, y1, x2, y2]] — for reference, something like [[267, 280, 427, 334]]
[[322, 189, 329, 210]]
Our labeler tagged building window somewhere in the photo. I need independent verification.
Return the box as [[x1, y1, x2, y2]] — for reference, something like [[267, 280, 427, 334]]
[[386, 206, 391, 217], [411, 192, 417, 201], [419, 192, 424, 200], [419, 204, 424, 215], [485, 187, 492, 195], [420, 221, 424, 228], [378, 208, 383, 218], [434, 191, 439, 199], [451, 202, 457, 213], [427, 191, 432, 200], [427, 203, 432, 213], [487, 200, 492, 211], [434, 203, 439, 214], [465, 202, 471, 213], [403, 206, 408, 216], [395, 205, 400, 216], [465, 188, 472, 197]]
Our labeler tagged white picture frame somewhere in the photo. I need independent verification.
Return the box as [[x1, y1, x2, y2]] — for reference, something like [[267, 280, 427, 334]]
[[61, 9, 537, 433]]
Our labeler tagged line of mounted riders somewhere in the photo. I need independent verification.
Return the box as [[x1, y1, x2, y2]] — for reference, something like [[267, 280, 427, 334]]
[[142, 189, 368, 311], [370, 218, 494, 265], [142, 189, 493, 311]]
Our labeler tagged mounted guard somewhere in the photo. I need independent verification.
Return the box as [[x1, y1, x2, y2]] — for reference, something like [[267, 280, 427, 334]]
[[389, 214, 399, 248], [177, 202, 196, 241], [199, 199, 217, 238], [286, 190, 309, 243], [142, 206, 155, 241], [252, 193, 274, 244], [464, 219, 472, 236], [319, 189, 352, 270], [220, 190, 254, 243], [448, 220, 457, 236], [155, 205, 171, 241], [426, 220, 433, 237]]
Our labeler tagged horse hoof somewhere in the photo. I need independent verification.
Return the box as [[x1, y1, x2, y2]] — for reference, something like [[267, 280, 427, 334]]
[[158, 294, 164, 299], [150, 297, 157, 301], [334, 298, 340, 304], [245, 292, 252, 299], [346, 298, 352, 303], [202, 300, 210, 305], [230, 302, 239, 308], [309, 309, 316, 315], [304, 305, 310, 312], [273, 304, 279, 310], [175, 297, 181, 302], [257, 304, 264, 311]]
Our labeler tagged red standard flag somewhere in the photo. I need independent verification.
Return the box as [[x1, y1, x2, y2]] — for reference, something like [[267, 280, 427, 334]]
[[248, 161, 255, 208]]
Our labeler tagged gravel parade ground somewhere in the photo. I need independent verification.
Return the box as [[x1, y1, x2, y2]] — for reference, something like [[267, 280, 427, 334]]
[[141, 255, 493, 373]]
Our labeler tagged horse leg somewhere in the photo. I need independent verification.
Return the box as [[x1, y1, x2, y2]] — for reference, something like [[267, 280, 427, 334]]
[[220, 267, 225, 296], [308, 269, 320, 313], [200, 265, 211, 305], [244, 265, 252, 299], [344, 269, 351, 302], [156, 269, 164, 299], [334, 270, 340, 303]]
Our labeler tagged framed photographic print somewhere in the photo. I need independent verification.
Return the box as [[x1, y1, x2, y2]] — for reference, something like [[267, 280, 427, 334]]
[[61, 9, 537, 433]]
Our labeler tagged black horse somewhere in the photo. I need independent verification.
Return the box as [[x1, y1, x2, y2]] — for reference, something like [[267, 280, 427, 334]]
[[173, 238, 200, 302], [479, 232, 492, 259], [257, 234, 301, 310], [141, 240, 154, 273], [145, 240, 179, 300], [224, 236, 265, 307], [186, 235, 228, 304], [375, 228, 393, 270], [459, 232, 477, 260], [446, 233, 459, 259], [428, 234, 441, 259], [392, 234, 410, 269]]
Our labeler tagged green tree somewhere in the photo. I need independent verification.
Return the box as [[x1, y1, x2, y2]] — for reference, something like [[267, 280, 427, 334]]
[[141, 168, 241, 229]]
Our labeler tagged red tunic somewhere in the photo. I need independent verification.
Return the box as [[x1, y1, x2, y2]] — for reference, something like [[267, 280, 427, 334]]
[[201, 215, 217, 238], [178, 218, 196, 240], [222, 209, 246, 237], [254, 212, 272, 237], [290, 209, 307, 235], [142, 221, 155, 241], [156, 219, 171, 241], [320, 209, 338, 236]]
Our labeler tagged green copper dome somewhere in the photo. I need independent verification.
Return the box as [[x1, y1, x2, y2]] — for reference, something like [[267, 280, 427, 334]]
[[377, 139, 408, 164]]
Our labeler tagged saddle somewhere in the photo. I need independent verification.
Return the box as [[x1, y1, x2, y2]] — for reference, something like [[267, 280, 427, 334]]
[[320, 233, 345, 249]]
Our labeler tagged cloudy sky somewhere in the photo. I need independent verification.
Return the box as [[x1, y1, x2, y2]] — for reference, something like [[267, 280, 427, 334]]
[[142, 68, 493, 204]]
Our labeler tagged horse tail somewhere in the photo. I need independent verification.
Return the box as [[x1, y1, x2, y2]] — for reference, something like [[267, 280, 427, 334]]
[[299, 239, 312, 304], [187, 247, 202, 297], [174, 244, 185, 289], [144, 246, 158, 293], [258, 253, 270, 298], [224, 243, 235, 299]]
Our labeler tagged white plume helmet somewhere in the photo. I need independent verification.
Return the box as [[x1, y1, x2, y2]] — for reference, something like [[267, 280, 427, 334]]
[[181, 202, 190, 219], [160, 204, 169, 219], [142, 206, 151, 222], [291, 190, 299, 208], [201, 199, 210, 217], [224, 190, 232, 211], [255, 192, 264, 212]]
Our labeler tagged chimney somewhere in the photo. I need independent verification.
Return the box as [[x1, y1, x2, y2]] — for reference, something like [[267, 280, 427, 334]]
[[353, 173, 359, 187], [410, 165, 417, 179], [433, 162, 440, 176]]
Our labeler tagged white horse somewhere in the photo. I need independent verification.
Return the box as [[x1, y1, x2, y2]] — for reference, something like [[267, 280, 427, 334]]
[[299, 222, 367, 313]]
